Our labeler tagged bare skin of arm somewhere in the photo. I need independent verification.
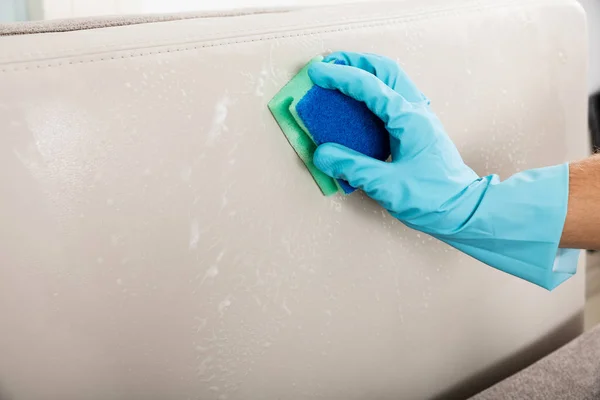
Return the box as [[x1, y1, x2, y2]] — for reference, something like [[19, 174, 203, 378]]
[[561, 155, 600, 249]]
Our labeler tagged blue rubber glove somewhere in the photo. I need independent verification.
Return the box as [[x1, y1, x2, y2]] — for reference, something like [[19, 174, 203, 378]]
[[309, 52, 578, 290]]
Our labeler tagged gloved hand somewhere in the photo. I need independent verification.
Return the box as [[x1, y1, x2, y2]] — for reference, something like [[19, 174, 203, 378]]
[[309, 51, 579, 290]]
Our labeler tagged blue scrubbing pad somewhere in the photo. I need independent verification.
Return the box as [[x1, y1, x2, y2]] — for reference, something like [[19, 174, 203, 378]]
[[294, 70, 390, 193], [268, 57, 390, 195]]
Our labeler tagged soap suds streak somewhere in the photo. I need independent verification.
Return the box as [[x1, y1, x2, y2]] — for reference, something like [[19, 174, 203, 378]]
[[218, 295, 233, 316], [199, 265, 219, 286], [189, 219, 200, 250], [207, 95, 233, 145], [255, 68, 267, 97]]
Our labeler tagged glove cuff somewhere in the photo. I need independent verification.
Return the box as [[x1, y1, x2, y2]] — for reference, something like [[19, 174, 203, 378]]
[[436, 163, 577, 290]]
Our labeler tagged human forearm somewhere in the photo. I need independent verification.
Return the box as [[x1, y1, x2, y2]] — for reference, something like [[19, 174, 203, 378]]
[[561, 155, 600, 249]]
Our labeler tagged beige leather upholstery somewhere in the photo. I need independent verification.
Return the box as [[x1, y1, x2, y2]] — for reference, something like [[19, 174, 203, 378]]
[[0, 1, 588, 399]]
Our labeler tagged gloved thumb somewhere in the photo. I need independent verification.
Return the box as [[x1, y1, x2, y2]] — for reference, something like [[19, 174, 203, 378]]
[[313, 143, 388, 194]]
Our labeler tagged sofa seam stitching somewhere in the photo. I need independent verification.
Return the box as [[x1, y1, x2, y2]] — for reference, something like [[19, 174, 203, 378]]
[[0, 0, 571, 73], [0, 0, 534, 62]]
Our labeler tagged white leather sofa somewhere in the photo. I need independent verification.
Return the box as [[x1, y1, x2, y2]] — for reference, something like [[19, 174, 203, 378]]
[[0, 1, 589, 399]]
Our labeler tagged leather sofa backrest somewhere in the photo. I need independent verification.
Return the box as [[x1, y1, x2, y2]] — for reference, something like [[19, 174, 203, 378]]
[[0, 1, 588, 399]]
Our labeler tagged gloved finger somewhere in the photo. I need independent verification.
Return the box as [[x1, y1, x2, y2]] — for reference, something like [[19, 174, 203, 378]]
[[324, 51, 429, 104], [308, 62, 414, 128], [308, 62, 434, 155], [309, 62, 432, 155], [313, 143, 388, 195]]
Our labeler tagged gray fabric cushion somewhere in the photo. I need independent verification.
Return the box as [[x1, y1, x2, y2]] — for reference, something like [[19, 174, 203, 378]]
[[472, 324, 600, 399]]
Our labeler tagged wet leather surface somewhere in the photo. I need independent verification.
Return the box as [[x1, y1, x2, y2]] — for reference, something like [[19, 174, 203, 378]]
[[0, 1, 588, 399]]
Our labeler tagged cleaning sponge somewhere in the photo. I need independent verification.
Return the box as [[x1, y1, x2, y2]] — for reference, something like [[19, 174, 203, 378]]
[[268, 56, 390, 195]]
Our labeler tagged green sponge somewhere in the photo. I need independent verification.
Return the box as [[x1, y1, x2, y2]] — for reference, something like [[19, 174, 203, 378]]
[[267, 56, 340, 196]]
